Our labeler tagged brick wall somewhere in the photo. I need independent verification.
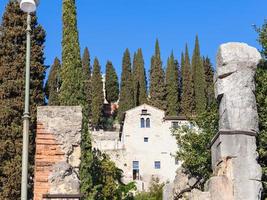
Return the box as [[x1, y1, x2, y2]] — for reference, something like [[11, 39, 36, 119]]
[[34, 123, 65, 200], [33, 106, 82, 200]]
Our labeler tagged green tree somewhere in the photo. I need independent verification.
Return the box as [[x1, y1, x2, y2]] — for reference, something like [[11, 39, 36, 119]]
[[134, 177, 164, 200], [166, 52, 179, 116], [82, 47, 92, 118], [89, 150, 136, 200], [105, 61, 119, 103], [255, 21, 267, 198], [118, 49, 134, 122], [0, 2, 46, 199], [203, 56, 214, 107], [173, 104, 218, 196], [149, 39, 166, 110], [192, 35, 206, 114], [180, 45, 194, 116], [133, 48, 147, 106], [91, 58, 104, 128], [60, 0, 84, 106], [45, 57, 61, 105]]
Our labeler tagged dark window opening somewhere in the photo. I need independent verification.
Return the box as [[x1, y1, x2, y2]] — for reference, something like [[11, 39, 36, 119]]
[[141, 118, 145, 128], [144, 137, 149, 142], [146, 118, 150, 128], [172, 122, 179, 129], [154, 161, 161, 169], [141, 109, 148, 115], [133, 161, 140, 180]]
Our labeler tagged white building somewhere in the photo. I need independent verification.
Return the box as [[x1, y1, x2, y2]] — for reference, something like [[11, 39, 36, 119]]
[[92, 104, 189, 191]]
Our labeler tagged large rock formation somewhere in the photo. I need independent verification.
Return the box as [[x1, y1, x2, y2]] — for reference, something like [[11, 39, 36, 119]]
[[34, 106, 82, 200]]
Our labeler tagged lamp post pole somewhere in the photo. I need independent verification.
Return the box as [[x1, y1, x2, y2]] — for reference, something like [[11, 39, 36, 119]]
[[21, 13, 31, 200]]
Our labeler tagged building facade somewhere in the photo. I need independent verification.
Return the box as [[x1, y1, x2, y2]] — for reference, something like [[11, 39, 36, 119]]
[[92, 104, 188, 191]]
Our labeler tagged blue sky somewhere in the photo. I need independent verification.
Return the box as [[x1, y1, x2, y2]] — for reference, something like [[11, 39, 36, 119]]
[[0, 0, 266, 78]]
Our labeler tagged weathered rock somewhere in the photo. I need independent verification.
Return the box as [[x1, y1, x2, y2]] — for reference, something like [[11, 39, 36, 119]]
[[49, 162, 80, 194], [34, 106, 82, 199], [215, 42, 261, 133], [210, 43, 262, 200]]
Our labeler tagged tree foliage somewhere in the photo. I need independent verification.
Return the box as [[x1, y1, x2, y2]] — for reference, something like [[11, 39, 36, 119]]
[[134, 177, 164, 200], [166, 52, 179, 116], [82, 47, 92, 118], [105, 61, 119, 103], [60, 0, 85, 106], [91, 58, 104, 128], [133, 48, 147, 106], [0, 2, 46, 198], [192, 35, 206, 114], [203, 56, 214, 107], [45, 57, 61, 105], [118, 49, 134, 122], [180, 45, 194, 116], [173, 104, 218, 190], [255, 21, 267, 198], [89, 150, 136, 200], [149, 39, 166, 110]]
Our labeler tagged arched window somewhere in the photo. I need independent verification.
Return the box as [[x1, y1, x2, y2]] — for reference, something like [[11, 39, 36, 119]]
[[141, 118, 145, 128], [146, 118, 150, 128]]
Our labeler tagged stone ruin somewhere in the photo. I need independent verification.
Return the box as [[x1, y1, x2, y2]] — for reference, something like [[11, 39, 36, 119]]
[[33, 106, 82, 200], [164, 42, 263, 200]]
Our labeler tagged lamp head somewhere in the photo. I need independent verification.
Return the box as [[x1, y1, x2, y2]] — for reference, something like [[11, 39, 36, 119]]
[[17, 0, 39, 13]]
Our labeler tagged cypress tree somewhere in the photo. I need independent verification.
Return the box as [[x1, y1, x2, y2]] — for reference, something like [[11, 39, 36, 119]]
[[0, 2, 46, 198], [203, 56, 214, 107], [149, 39, 166, 110], [60, 0, 84, 106], [105, 61, 119, 103], [191, 35, 206, 114], [91, 58, 104, 128], [46, 57, 61, 105], [166, 52, 179, 116], [181, 45, 194, 116], [82, 47, 92, 118], [133, 48, 147, 106], [118, 49, 134, 122]]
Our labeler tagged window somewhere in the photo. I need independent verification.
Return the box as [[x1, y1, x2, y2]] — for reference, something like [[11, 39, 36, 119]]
[[146, 118, 150, 128], [172, 122, 179, 129], [144, 137, 149, 142], [154, 161, 161, 169], [141, 109, 148, 115], [141, 118, 145, 128], [133, 161, 140, 180], [133, 161, 139, 170]]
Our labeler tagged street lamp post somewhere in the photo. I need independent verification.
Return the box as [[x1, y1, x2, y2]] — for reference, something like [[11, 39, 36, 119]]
[[17, 0, 39, 200]]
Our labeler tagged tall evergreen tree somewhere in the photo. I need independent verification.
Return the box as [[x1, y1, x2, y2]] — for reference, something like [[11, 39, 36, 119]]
[[255, 21, 267, 198], [133, 48, 147, 106], [118, 49, 134, 122], [0, 2, 46, 198], [60, 0, 84, 106], [181, 45, 194, 116], [166, 52, 179, 116], [203, 56, 214, 107], [105, 61, 119, 103], [82, 47, 92, 118], [149, 39, 166, 110], [46, 57, 61, 105], [91, 58, 104, 128], [191, 35, 206, 114]]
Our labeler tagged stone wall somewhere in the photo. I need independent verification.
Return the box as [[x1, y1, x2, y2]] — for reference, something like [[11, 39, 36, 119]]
[[34, 106, 82, 200]]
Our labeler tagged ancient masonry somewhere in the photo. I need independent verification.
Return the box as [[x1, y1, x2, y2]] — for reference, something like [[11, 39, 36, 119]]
[[208, 42, 262, 200], [163, 43, 263, 200], [34, 106, 82, 200]]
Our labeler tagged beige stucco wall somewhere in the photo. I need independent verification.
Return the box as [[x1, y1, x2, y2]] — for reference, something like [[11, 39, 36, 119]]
[[92, 104, 188, 191]]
